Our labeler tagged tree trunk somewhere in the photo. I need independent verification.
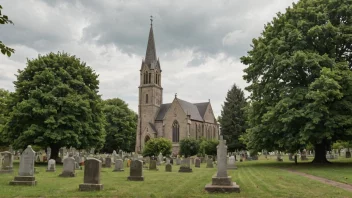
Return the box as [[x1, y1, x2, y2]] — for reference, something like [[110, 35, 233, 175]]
[[294, 155, 298, 165], [312, 142, 330, 164], [50, 145, 60, 161]]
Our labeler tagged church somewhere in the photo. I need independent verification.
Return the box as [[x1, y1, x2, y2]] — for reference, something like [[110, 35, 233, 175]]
[[135, 19, 219, 154]]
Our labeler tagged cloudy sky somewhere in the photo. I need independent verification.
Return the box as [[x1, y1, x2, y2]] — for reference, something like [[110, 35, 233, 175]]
[[0, 0, 296, 117]]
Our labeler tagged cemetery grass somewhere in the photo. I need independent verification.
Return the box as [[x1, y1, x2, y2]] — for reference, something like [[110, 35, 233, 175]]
[[1, 160, 352, 197]]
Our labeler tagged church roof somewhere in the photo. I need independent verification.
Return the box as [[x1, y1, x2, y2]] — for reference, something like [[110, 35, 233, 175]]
[[155, 98, 209, 122], [177, 98, 204, 121], [194, 102, 209, 118], [145, 24, 157, 65], [155, 103, 171, 121]]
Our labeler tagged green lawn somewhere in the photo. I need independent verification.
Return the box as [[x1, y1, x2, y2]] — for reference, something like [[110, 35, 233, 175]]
[[0, 158, 352, 198]]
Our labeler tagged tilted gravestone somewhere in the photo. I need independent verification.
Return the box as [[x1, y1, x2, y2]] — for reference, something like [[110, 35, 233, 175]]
[[195, 158, 201, 168], [105, 157, 112, 168], [0, 151, 13, 173], [179, 158, 192, 173], [149, 160, 158, 171], [79, 158, 103, 191], [206, 158, 214, 168], [59, 157, 76, 177], [165, 163, 172, 172], [46, 159, 56, 172], [227, 156, 236, 169], [9, 145, 37, 186], [113, 159, 124, 172], [205, 136, 240, 193], [127, 160, 144, 181]]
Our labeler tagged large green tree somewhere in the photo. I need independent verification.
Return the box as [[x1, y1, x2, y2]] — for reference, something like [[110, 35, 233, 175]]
[[241, 0, 352, 163], [101, 98, 137, 153], [0, 5, 14, 57], [179, 138, 199, 158], [4, 52, 106, 160], [219, 83, 247, 152], [142, 138, 172, 157], [0, 88, 10, 147]]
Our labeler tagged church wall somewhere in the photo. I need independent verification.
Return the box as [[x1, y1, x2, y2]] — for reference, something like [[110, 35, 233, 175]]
[[162, 99, 188, 155], [203, 103, 216, 124], [154, 121, 163, 137]]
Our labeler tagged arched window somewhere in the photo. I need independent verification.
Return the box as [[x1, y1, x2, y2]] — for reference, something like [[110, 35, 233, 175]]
[[144, 71, 148, 84], [146, 94, 148, 104], [208, 127, 211, 140], [172, 120, 180, 142], [158, 74, 161, 85], [195, 124, 198, 140], [213, 127, 216, 139], [148, 73, 151, 84], [155, 71, 158, 85], [145, 135, 150, 143]]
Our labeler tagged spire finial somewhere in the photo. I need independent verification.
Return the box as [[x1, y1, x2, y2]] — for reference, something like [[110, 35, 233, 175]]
[[150, 15, 153, 26], [175, 93, 177, 98]]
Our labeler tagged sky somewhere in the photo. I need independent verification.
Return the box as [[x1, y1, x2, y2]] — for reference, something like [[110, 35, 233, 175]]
[[0, 0, 297, 117]]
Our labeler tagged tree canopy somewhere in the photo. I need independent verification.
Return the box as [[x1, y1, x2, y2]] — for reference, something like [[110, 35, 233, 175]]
[[219, 83, 247, 152], [142, 137, 172, 157], [179, 138, 199, 158], [241, 0, 352, 163], [101, 98, 137, 153], [0, 88, 10, 147], [0, 5, 14, 57], [4, 52, 106, 160]]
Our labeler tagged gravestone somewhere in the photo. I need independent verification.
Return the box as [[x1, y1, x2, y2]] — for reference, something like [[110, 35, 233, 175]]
[[105, 157, 112, 168], [227, 155, 237, 169], [59, 157, 76, 177], [179, 158, 192, 172], [79, 158, 103, 191], [157, 153, 163, 165], [46, 159, 56, 172], [195, 158, 201, 168], [9, 145, 37, 186], [205, 136, 240, 193], [113, 159, 124, 172], [74, 155, 81, 170], [149, 160, 158, 171], [165, 163, 172, 172], [176, 158, 181, 165], [0, 151, 13, 173], [207, 158, 214, 168], [170, 158, 174, 165], [127, 160, 144, 181]]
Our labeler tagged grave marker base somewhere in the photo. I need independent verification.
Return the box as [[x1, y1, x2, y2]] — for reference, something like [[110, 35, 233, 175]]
[[178, 167, 192, 173], [205, 176, 240, 193], [9, 176, 37, 186], [127, 176, 144, 181], [79, 183, 103, 191]]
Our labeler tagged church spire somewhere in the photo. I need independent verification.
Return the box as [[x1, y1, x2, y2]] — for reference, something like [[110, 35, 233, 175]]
[[145, 16, 157, 64]]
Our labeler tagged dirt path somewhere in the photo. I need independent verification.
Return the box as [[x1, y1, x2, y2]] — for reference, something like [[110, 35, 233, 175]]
[[286, 169, 352, 192]]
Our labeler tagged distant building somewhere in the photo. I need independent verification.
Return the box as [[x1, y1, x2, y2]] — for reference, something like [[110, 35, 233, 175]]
[[135, 19, 219, 154]]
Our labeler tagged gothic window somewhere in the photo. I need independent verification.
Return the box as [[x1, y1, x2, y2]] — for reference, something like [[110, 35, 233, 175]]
[[155, 71, 159, 85], [146, 94, 148, 104], [144, 71, 148, 84], [172, 120, 180, 142], [195, 124, 198, 140], [213, 126, 216, 139], [208, 127, 211, 140], [148, 73, 151, 84]]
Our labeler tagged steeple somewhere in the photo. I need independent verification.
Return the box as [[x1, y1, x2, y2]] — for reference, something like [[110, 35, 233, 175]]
[[145, 16, 157, 64]]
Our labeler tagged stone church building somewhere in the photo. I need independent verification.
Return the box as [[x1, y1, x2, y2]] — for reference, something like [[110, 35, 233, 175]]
[[135, 20, 219, 154]]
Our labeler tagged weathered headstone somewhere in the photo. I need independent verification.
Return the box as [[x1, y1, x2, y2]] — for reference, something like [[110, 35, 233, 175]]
[[149, 160, 158, 171], [205, 136, 240, 193], [113, 159, 124, 172], [79, 158, 103, 191], [227, 155, 237, 169], [46, 159, 56, 172], [165, 163, 172, 172], [206, 158, 214, 168], [157, 153, 163, 165], [195, 158, 201, 168], [176, 158, 181, 165], [105, 157, 112, 168], [59, 157, 76, 177], [9, 145, 37, 186], [0, 151, 13, 173], [127, 160, 144, 181], [179, 158, 192, 172]]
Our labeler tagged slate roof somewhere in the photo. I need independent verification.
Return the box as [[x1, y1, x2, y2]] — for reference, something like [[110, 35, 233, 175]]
[[194, 102, 209, 118], [155, 103, 171, 121], [155, 98, 209, 122], [149, 123, 158, 134]]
